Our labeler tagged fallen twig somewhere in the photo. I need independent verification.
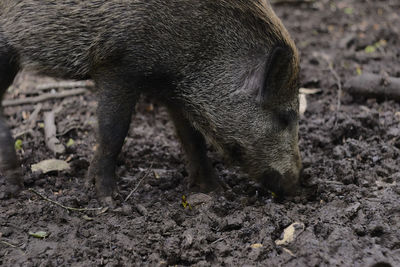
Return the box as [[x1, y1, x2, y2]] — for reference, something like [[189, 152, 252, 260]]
[[28, 188, 103, 212], [44, 110, 65, 154], [34, 80, 94, 92], [211, 237, 226, 244], [13, 104, 43, 138], [14, 103, 43, 138], [1, 240, 18, 248], [0, 239, 25, 253], [3, 88, 87, 107], [13, 129, 33, 139], [125, 163, 154, 202], [344, 73, 400, 102], [321, 55, 342, 126], [27, 103, 43, 129]]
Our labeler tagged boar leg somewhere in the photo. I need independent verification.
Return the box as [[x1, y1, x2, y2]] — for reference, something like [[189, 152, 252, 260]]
[[0, 41, 22, 197], [167, 105, 221, 192], [87, 77, 138, 203]]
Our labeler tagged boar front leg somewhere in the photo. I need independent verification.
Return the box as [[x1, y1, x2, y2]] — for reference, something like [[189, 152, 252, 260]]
[[166, 104, 222, 192], [0, 40, 22, 197], [87, 76, 138, 204]]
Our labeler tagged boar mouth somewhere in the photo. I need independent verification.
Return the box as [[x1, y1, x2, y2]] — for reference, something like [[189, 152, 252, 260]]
[[259, 169, 299, 197]]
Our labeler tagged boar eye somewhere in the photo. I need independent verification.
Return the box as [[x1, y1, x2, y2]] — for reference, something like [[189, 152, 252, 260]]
[[275, 109, 297, 129]]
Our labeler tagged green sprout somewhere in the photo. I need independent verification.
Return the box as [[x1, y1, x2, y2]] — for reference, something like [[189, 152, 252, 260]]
[[15, 139, 23, 151]]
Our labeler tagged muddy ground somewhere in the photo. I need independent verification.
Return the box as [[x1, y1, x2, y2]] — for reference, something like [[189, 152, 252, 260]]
[[1, 0, 400, 266]]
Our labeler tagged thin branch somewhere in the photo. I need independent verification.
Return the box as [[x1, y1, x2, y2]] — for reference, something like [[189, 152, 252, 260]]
[[44, 110, 65, 154], [28, 188, 103, 212], [211, 237, 226, 244], [1, 240, 18, 248], [0, 239, 25, 253], [13, 103, 42, 138], [125, 163, 154, 202], [321, 56, 342, 126], [344, 73, 400, 101], [3, 88, 88, 107], [27, 103, 43, 128], [34, 80, 94, 92]]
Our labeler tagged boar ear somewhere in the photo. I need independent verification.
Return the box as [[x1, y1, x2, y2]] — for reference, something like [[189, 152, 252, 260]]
[[259, 46, 294, 105]]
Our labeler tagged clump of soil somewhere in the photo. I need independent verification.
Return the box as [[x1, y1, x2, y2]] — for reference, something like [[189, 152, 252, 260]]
[[1, 0, 399, 266]]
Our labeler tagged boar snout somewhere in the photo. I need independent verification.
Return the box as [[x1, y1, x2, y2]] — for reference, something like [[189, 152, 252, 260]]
[[261, 160, 302, 197]]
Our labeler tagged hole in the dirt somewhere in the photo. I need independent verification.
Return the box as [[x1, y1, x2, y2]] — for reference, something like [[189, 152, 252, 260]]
[[370, 226, 385, 237], [391, 242, 400, 250], [394, 140, 400, 150], [205, 251, 217, 263], [371, 262, 392, 267]]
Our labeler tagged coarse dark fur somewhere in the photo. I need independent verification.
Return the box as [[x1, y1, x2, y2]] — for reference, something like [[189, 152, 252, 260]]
[[0, 0, 301, 203]]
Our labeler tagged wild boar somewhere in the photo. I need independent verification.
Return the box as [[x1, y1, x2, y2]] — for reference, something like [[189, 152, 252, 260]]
[[0, 0, 302, 204]]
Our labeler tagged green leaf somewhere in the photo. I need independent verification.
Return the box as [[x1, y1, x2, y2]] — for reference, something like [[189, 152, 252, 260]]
[[29, 231, 49, 239], [182, 195, 192, 210], [365, 45, 376, 53], [356, 66, 363, 76], [66, 138, 75, 147], [344, 7, 353, 15], [15, 139, 23, 151]]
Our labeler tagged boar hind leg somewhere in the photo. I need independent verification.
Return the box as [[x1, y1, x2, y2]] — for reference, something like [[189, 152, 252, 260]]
[[0, 40, 22, 197], [167, 105, 222, 192], [87, 76, 138, 204]]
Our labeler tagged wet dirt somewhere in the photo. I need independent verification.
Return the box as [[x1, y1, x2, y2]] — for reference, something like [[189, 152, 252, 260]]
[[1, 0, 400, 266]]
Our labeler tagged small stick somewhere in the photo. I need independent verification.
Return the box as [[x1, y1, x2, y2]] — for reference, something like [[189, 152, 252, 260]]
[[0, 240, 25, 254], [344, 73, 400, 102], [211, 237, 226, 244], [27, 103, 43, 129], [321, 56, 342, 126], [1, 240, 18, 248], [28, 188, 103, 212], [13, 129, 33, 139], [125, 163, 154, 202], [13, 103, 43, 138], [44, 110, 65, 154], [3, 88, 87, 107], [34, 80, 94, 92]]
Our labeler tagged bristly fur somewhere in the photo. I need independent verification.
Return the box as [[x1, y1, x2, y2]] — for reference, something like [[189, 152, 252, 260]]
[[0, 0, 302, 197]]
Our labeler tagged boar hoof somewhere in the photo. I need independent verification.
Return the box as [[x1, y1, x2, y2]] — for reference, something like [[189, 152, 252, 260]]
[[100, 196, 116, 208], [2, 168, 23, 198], [87, 163, 117, 201], [188, 174, 224, 193]]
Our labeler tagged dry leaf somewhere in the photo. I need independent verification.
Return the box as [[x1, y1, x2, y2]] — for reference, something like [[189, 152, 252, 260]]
[[31, 159, 70, 173], [251, 243, 263, 249], [275, 222, 305, 246]]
